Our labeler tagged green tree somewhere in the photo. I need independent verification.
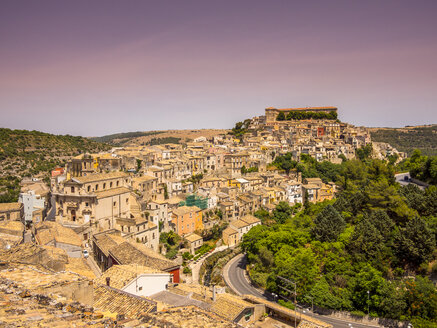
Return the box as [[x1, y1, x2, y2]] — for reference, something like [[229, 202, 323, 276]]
[[404, 277, 437, 320], [254, 208, 271, 224], [368, 210, 394, 239], [356, 143, 373, 161], [275, 247, 319, 296], [378, 281, 406, 319], [310, 277, 343, 310], [311, 205, 346, 242], [348, 217, 385, 263], [273, 201, 293, 224], [276, 112, 286, 121], [351, 265, 386, 313], [394, 217, 436, 267], [241, 165, 247, 174]]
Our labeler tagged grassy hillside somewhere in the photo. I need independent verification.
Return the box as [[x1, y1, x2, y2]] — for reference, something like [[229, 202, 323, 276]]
[[91, 129, 229, 146], [0, 128, 110, 202], [370, 125, 437, 156], [90, 131, 164, 145]]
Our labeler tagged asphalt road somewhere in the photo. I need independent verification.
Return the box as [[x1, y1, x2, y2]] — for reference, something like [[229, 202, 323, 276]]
[[395, 172, 425, 190], [225, 254, 379, 328]]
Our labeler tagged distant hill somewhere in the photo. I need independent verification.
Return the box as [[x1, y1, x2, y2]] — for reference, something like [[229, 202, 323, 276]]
[[90, 131, 165, 144], [370, 124, 437, 156], [91, 129, 229, 146], [0, 128, 110, 202]]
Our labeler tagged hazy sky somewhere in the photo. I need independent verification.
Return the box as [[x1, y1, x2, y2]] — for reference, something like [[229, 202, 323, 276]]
[[1, 0, 436, 136]]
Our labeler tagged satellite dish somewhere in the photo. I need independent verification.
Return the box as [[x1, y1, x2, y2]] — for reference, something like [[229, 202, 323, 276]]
[[5, 244, 11, 250]]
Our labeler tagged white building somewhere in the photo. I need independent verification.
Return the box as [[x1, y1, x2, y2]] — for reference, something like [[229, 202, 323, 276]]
[[284, 182, 303, 204], [19, 190, 47, 223], [96, 264, 172, 297]]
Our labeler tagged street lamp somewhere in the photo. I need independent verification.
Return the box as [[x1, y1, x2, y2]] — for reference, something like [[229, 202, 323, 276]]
[[367, 290, 370, 317]]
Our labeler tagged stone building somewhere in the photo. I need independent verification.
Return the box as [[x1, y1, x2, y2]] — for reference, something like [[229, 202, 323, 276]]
[[53, 172, 132, 232], [0, 202, 24, 222], [171, 205, 203, 236]]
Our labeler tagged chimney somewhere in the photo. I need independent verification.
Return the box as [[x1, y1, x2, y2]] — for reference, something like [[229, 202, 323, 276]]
[[106, 277, 110, 287]]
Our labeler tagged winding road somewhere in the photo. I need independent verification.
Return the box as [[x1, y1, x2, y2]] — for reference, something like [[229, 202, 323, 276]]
[[224, 254, 381, 328]]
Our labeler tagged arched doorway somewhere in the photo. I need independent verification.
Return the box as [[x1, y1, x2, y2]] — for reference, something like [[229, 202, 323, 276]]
[[71, 209, 76, 221]]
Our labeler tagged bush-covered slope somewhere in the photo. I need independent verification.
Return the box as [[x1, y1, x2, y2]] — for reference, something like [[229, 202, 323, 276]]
[[370, 125, 437, 156], [245, 150, 437, 326], [0, 128, 110, 202], [90, 131, 164, 144]]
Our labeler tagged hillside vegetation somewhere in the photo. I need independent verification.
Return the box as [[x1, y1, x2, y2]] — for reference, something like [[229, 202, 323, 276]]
[[90, 131, 164, 144], [370, 125, 437, 156], [244, 149, 437, 327], [91, 129, 229, 146], [0, 128, 110, 202], [400, 149, 437, 185]]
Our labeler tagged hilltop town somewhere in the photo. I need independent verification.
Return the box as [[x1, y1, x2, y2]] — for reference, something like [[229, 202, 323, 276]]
[[0, 106, 410, 327]]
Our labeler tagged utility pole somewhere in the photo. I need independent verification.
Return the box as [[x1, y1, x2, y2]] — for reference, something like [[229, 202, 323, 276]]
[[277, 276, 297, 328]]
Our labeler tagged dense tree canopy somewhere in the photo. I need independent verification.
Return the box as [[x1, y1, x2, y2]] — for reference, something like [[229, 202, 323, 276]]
[[243, 150, 437, 325]]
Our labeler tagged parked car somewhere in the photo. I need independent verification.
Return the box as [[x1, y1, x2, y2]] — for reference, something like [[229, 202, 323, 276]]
[[83, 249, 89, 258]]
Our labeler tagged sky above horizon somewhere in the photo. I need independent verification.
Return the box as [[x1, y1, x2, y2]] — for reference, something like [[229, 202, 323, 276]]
[[1, 0, 436, 136]]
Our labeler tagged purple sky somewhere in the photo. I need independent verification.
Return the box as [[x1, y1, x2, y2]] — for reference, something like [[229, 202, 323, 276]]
[[1, 0, 436, 136]]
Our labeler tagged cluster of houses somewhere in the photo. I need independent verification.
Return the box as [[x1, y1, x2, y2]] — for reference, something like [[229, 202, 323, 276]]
[[0, 106, 407, 326], [0, 106, 404, 265], [1, 105, 400, 327]]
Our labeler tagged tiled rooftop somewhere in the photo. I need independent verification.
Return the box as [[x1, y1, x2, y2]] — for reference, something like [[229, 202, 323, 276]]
[[109, 241, 179, 271], [185, 233, 202, 243], [95, 187, 131, 199], [73, 172, 128, 184], [35, 221, 82, 247], [240, 214, 261, 225], [139, 306, 239, 328], [93, 232, 125, 257], [93, 284, 157, 318], [210, 293, 252, 322], [95, 264, 167, 290], [0, 202, 22, 212], [173, 205, 201, 216]]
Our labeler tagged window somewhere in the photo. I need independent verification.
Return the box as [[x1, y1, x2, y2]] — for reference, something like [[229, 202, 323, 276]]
[[103, 183, 106, 189], [116, 181, 119, 187], [152, 233, 155, 239], [110, 182, 113, 188], [113, 201, 116, 207], [138, 286, 143, 291], [71, 186, 75, 193], [87, 186, 91, 192], [126, 198, 129, 204], [95, 184, 99, 191], [85, 202, 89, 207]]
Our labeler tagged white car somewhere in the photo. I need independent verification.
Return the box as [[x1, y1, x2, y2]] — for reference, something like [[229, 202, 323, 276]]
[[83, 249, 89, 258]]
